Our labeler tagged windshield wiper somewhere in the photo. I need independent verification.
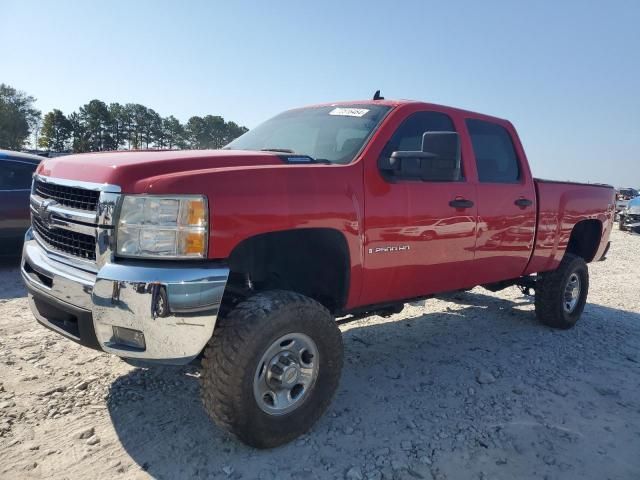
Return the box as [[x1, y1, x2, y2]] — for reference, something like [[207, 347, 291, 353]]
[[261, 148, 296, 153]]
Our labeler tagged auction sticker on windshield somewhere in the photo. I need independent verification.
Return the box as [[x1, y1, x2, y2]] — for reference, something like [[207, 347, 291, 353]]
[[329, 107, 370, 117]]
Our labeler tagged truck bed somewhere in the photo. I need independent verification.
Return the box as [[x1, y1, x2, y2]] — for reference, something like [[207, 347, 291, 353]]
[[524, 179, 615, 275]]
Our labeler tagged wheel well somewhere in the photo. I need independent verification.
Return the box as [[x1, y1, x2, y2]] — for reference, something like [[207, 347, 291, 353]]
[[566, 219, 602, 262], [225, 228, 350, 314]]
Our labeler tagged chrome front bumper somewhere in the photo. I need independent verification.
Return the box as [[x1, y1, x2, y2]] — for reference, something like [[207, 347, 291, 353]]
[[22, 233, 229, 365]]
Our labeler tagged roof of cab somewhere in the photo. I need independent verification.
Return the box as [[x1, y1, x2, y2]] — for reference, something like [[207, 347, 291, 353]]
[[301, 99, 510, 124]]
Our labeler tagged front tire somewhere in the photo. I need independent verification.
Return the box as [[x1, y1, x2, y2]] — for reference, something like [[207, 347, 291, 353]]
[[535, 253, 589, 329], [201, 290, 343, 448]]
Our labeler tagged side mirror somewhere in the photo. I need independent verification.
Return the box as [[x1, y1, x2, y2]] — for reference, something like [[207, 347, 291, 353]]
[[379, 131, 461, 181], [420, 131, 461, 181]]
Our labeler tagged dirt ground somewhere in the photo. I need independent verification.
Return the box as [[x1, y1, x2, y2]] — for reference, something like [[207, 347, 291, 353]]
[[0, 228, 639, 480]]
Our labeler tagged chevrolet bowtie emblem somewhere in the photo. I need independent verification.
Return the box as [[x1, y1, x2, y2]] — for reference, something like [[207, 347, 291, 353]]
[[38, 198, 57, 228]]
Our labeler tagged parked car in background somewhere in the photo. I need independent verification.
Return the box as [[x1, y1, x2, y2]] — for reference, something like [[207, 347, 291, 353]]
[[615, 187, 639, 219], [0, 150, 43, 255], [619, 196, 640, 232]]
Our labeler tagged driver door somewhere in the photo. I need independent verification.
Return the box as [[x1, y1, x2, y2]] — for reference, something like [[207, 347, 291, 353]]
[[360, 110, 478, 306]]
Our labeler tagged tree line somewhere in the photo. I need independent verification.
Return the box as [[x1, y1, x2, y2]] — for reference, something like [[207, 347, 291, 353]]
[[0, 84, 41, 150], [0, 83, 248, 152]]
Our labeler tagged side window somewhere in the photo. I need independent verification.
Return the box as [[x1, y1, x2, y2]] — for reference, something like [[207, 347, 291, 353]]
[[383, 111, 456, 157], [380, 111, 461, 181], [0, 161, 37, 191], [466, 119, 520, 183]]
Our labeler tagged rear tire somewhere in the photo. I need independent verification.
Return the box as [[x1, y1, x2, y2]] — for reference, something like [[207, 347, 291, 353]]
[[535, 253, 589, 329], [200, 290, 343, 448]]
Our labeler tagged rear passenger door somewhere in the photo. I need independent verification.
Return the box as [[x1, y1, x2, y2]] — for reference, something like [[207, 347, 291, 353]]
[[466, 119, 536, 283]]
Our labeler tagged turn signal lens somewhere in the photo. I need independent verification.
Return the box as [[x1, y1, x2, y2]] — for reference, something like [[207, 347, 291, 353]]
[[180, 231, 206, 255], [184, 199, 206, 227]]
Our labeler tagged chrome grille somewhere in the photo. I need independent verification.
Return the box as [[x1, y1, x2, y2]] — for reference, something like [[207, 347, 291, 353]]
[[29, 176, 121, 266], [34, 180, 100, 211], [32, 215, 96, 261]]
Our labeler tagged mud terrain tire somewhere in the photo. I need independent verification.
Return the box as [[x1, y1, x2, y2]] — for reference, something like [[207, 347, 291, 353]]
[[535, 253, 589, 329], [201, 290, 343, 448]]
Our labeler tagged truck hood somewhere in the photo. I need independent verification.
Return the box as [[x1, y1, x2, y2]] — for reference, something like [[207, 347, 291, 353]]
[[37, 149, 285, 192]]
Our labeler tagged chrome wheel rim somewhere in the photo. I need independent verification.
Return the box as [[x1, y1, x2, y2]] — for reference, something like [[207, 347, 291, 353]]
[[563, 273, 581, 313], [253, 333, 319, 416]]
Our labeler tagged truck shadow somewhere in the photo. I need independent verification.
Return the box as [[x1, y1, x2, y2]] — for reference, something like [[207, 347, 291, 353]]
[[106, 290, 640, 479]]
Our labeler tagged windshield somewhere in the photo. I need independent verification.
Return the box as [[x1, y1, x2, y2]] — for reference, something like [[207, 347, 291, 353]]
[[225, 104, 391, 164]]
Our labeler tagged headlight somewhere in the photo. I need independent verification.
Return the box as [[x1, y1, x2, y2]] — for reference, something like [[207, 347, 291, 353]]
[[116, 195, 208, 259]]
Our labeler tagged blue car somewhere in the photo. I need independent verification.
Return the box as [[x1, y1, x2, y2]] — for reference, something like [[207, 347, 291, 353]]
[[0, 150, 43, 254]]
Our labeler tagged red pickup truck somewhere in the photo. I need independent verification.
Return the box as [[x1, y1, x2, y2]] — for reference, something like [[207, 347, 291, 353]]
[[22, 98, 614, 448]]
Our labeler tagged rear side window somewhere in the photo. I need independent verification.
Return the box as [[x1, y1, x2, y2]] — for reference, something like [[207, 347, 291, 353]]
[[466, 119, 520, 183], [0, 161, 37, 190]]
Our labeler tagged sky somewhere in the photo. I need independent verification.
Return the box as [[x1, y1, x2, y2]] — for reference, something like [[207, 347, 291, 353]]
[[2, 0, 639, 187]]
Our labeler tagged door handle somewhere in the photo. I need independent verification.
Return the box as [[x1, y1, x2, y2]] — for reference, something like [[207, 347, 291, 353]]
[[449, 198, 474, 209], [514, 198, 533, 208]]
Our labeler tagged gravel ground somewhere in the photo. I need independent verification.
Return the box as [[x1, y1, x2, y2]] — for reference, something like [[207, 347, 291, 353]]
[[0, 228, 639, 480]]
